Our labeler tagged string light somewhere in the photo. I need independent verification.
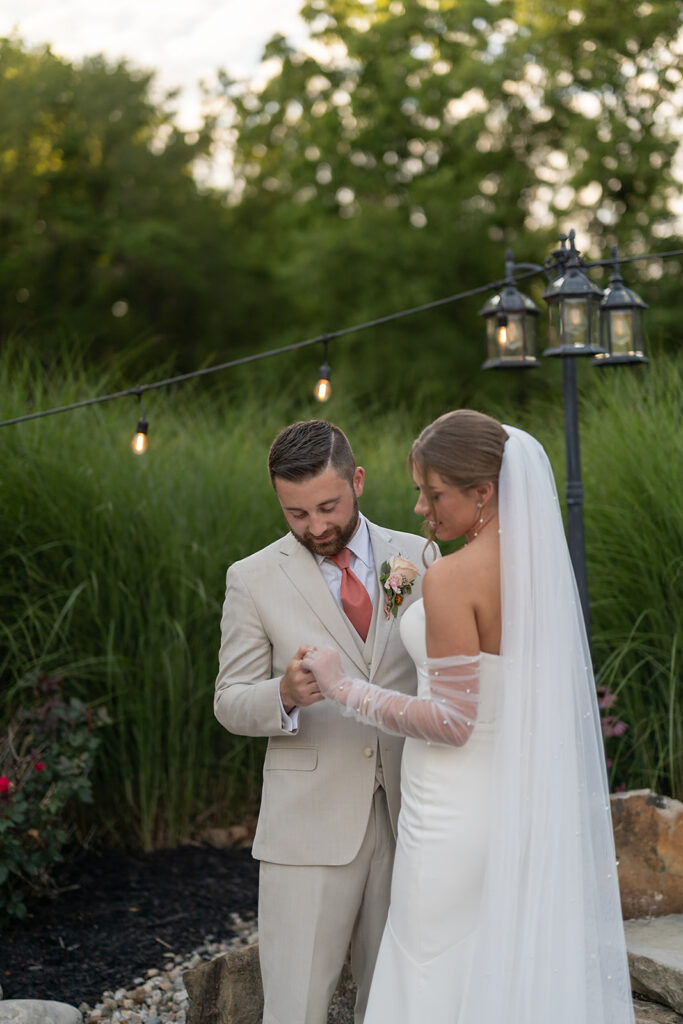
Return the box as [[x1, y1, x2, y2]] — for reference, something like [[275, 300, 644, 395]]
[[0, 246, 680, 439], [314, 339, 332, 402], [130, 393, 149, 455]]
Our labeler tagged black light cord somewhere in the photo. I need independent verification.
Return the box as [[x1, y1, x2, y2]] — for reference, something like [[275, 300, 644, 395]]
[[0, 277, 503, 429], [1, 246, 681, 431]]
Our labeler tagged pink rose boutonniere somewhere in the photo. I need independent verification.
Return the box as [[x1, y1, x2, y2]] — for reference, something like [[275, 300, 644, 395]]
[[380, 554, 420, 619]]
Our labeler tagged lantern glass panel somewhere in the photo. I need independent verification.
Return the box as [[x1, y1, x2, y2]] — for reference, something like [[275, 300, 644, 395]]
[[503, 314, 523, 357], [609, 310, 634, 355], [633, 308, 646, 356], [548, 303, 561, 349], [562, 298, 590, 348], [486, 317, 499, 361], [526, 314, 537, 359]]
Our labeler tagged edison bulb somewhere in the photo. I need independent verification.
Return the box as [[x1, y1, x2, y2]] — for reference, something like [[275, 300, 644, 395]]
[[131, 431, 148, 454], [130, 418, 149, 454], [314, 377, 331, 402]]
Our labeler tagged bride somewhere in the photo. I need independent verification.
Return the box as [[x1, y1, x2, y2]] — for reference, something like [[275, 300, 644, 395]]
[[304, 410, 634, 1024]]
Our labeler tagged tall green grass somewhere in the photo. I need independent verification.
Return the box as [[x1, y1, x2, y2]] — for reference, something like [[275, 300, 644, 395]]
[[1, 347, 680, 848], [579, 361, 682, 797], [1, 351, 294, 848]]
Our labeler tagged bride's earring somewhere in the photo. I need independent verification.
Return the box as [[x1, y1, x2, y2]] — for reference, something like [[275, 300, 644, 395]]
[[473, 502, 484, 538]]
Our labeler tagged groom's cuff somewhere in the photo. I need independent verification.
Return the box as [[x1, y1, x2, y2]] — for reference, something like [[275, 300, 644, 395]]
[[278, 689, 300, 732]]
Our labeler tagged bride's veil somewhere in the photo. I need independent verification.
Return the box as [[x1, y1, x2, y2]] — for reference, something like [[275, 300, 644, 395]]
[[459, 426, 634, 1024]]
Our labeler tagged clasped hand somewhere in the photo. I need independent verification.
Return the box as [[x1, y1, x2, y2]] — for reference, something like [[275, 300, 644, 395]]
[[302, 647, 347, 696], [280, 645, 324, 712]]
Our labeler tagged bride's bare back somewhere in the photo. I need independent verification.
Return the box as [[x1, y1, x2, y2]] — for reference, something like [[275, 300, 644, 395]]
[[423, 527, 501, 658]]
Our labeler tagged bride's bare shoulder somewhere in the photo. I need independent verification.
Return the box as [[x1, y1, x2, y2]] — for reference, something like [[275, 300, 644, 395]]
[[423, 542, 497, 597]]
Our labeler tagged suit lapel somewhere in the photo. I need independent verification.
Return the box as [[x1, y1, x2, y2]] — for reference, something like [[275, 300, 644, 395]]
[[367, 522, 398, 677], [278, 534, 367, 674]]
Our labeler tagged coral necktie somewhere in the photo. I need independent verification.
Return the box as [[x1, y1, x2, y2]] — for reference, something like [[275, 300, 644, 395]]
[[329, 548, 373, 642]]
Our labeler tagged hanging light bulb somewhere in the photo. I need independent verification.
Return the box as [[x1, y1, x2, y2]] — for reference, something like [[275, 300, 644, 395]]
[[314, 340, 332, 402], [130, 392, 149, 454], [131, 417, 148, 454]]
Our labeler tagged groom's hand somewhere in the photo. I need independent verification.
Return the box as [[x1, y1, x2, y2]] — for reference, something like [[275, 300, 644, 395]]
[[280, 645, 323, 712]]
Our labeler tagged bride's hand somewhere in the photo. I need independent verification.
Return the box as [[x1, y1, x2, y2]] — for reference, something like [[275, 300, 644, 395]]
[[302, 647, 347, 697]]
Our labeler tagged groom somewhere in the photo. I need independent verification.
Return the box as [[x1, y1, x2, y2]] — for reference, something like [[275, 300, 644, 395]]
[[214, 419, 431, 1024]]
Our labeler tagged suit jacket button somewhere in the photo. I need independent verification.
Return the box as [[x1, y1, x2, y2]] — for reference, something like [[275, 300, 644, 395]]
[[363, 746, 374, 758]]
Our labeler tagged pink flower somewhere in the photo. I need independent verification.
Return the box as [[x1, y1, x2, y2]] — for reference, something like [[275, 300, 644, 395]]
[[596, 686, 617, 710], [34, 762, 45, 773], [601, 716, 628, 738], [0, 776, 11, 794], [388, 556, 420, 585], [385, 572, 403, 594]]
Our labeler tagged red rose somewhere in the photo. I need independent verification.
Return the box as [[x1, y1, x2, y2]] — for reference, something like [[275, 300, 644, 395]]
[[34, 762, 45, 772], [0, 776, 11, 793]]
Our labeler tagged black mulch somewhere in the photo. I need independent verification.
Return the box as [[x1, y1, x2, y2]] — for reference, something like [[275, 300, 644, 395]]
[[1, 843, 259, 1007]]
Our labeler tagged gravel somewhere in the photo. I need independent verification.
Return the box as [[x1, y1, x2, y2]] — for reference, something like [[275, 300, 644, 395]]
[[1, 843, 259, 1013], [78, 915, 258, 1024]]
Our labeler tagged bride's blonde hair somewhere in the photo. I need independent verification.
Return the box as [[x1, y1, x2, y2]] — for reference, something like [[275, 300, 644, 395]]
[[409, 409, 508, 493]]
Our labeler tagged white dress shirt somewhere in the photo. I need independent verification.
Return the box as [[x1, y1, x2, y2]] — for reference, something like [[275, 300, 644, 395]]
[[281, 514, 376, 730]]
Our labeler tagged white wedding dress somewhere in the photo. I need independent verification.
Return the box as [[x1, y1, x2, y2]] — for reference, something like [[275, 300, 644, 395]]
[[364, 598, 500, 1023], [306, 425, 634, 1024]]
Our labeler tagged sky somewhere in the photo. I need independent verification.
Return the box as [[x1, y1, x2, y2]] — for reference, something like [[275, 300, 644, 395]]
[[0, 0, 308, 129]]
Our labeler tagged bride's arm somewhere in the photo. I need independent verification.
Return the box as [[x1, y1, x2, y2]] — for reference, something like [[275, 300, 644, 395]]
[[302, 648, 480, 746], [303, 556, 483, 747]]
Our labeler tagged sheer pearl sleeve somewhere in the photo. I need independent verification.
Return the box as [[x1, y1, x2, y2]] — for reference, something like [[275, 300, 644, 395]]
[[303, 647, 480, 746]]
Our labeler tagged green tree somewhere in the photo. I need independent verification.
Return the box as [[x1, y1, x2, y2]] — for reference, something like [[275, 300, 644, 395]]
[[219, 0, 682, 408], [0, 37, 288, 374]]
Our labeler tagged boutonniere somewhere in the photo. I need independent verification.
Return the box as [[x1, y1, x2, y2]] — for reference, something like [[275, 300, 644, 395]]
[[380, 555, 420, 619]]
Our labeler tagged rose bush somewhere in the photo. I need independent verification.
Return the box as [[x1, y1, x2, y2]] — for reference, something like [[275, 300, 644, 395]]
[[0, 672, 110, 923]]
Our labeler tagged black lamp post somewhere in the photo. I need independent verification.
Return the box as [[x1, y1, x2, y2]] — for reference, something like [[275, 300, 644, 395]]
[[480, 229, 649, 642]]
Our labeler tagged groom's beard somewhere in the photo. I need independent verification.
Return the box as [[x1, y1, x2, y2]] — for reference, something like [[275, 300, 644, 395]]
[[293, 497, 360, 557]]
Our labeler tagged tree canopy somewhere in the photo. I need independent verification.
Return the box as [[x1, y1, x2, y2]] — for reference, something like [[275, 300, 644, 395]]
[[1, 2, 681, 407]]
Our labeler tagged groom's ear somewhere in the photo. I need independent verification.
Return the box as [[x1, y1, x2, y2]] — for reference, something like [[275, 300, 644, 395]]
[[352, 466, 365, 498]]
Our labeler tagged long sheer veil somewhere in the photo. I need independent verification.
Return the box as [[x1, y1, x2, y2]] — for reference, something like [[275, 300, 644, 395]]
[[459, 426, 634, 1024]]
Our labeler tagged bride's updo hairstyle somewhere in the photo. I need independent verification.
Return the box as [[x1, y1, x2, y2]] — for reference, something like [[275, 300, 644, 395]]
[[409, 409, 508, 495]]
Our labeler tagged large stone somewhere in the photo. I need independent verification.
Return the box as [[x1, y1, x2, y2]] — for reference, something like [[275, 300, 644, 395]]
[[612, 791, 683, 919], [184, 944, 356, 1024], [184, 946, 262, 1024], [0, 1002, 81, 1024], [634, 999, 683, 1023], [626, 915, 683, 1015]]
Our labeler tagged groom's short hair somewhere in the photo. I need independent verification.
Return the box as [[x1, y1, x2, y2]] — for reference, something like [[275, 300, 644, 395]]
[[268, 420, 356, 486]]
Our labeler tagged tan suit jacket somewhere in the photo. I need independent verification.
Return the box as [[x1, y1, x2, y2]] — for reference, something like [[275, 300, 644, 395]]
[[214, 520, 430, 865]]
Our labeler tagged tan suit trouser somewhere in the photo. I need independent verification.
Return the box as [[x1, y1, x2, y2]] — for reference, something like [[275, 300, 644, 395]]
[[258, 786, 395, 1024]]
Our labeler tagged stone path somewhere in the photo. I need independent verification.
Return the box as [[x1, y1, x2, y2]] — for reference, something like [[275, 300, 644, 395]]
[[627, 915, 683, 1017]]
